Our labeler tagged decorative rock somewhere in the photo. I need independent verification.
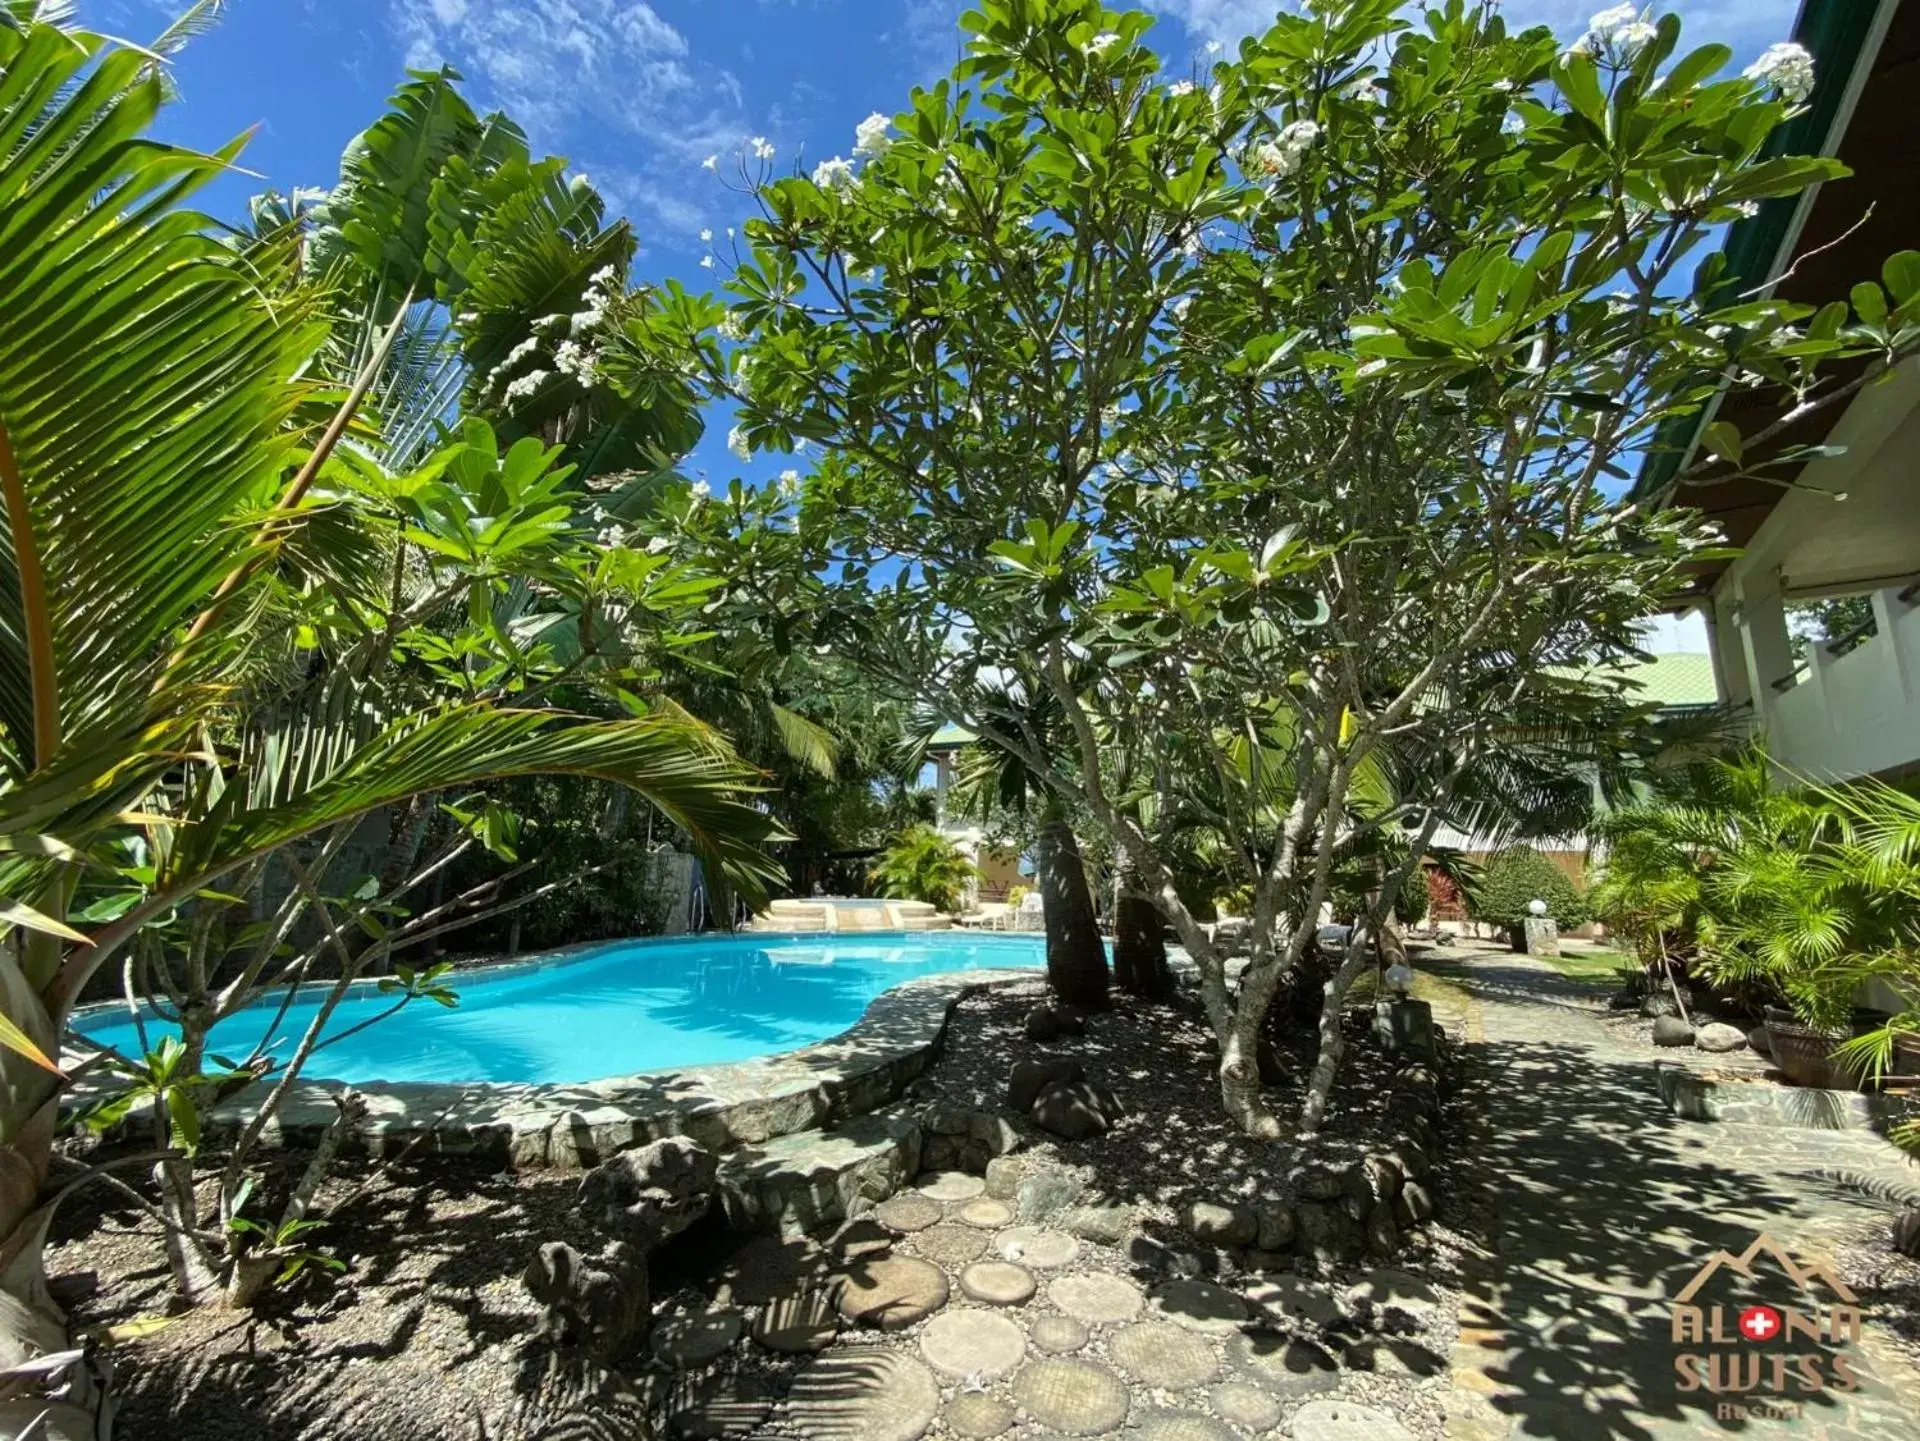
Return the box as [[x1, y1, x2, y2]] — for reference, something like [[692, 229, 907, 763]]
[[1293, 1201, 1364, 1266], [944, 1393, 1015, 1439], [1246, 1274, 1341, 1330], [1365, 1204, 1399, 1260], [828, 1218, 895, 1262], [921, 1103, 972, 1135], [1030, 1313, 1091, 1353], [995, 1226, 1079, 1269], [1110, 1319, 1220, 1390], [1291, 1164, 1343, 1201], [667, 1370, 774, 1439], [919, 1308, 1027, 1381], [1008, 1059, 1083, 1113], [984, 1155, 1030, 1199], [579, 1135, 718, 1241], [1057, 1201, 1133, 1244], [919, 1170, 986, 1202], [1207, 1382, 1281, 1433], [874, 1192, 943, 1233], [1652, 1015, 1696, 1047], [787, 1346, 941, 1441], [1050, 1004, 1088, 1037], [1149, 1278, 1248, 1334], [751, 1288, 840, 1354], [1181, 1199, 1258, 1248], [1030, 1079, 1117, 1141], [1011, 1357, 1132, 1436], [1360, 1153, 1402, 1205], [1393, 1180, 1435, 1228], [1345, 1268, 1441, 1330], [966, 1111, 1021, 1160], [1025, 1004, 1061, 1040], [719, 1112, 920, 1236], [831, 1255, 950, 1330], [1640, 991, 1685, 1019], [1697, 1022, 1748, 1053], [1289, 1399, 1416, 1441], [956, 1196, 1014, 1229], [1748, 1025, 1773, 1058], [1047, 1271, 1145, 1326], [1256, 1202, 1296, 1252], [1229, 1333, 1340, 1397], [651, 1308, 744, 1367], [959, 1260, 1037, 1305], [1015, 1170, 1083, 1221], [913, 1222, 989, 1269], [1128, 1411, 1238, 1441], [1387, 1139, 1430, 1181]]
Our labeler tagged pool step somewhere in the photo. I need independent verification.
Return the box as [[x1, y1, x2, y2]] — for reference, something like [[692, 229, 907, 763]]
[[715, 1108, 923, 1237]]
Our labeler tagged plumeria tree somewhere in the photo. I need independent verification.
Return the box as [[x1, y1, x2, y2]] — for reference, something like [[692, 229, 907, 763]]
[[638, 0, 1920, 1134]]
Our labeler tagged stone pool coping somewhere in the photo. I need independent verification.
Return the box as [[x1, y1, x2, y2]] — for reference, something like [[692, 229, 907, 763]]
[[133, 966, 1040, 1168], [1654, 1059, 1920, 1131]]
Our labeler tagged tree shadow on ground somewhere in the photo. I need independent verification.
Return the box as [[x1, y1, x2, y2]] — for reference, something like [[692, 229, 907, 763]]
[[1445, 956, 1912, 1440]]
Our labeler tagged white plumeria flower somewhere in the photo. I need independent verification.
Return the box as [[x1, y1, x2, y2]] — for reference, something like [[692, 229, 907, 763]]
[[504, 370, 548, 401], [589, 264, 619, 289], [751, 136, 776, 161], [1744, 42, 1815, 104], [778, 468, 800, 496], [702, 154, 719, 171], [854, 112, 892, 157], [1587, 4, 1639, 35], [647, 535, 673, 553], [1169, 79, 1195, 96], [812, 156, 857, 191], [699, 228, 713, 242], [716, 311, 746, 341], [1087, 31, 1121, 55], [690, 479, 712, 501], [1346, 77, 1382, 103], [1172, 296, 1193, 321], [700, 255, 715, 269], [727, 426, 752, 460]]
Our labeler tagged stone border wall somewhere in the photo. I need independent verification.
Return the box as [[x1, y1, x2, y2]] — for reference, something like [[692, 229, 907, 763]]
[[1654, 1061, 1920, 1131], [88, 968, 1036, 1169]]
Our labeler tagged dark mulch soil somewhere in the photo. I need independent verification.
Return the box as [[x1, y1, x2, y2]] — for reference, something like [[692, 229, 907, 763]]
[[47, 974, 1465, 1440]]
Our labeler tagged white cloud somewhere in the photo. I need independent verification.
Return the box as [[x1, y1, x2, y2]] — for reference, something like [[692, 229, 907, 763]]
[[391, 0, 747, 235]]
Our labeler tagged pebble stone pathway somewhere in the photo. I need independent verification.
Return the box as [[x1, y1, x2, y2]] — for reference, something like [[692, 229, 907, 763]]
[[1439, 948, 1920, 1440]]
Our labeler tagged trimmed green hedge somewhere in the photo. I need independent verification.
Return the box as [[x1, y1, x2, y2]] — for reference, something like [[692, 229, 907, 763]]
[[1470, 846, 1590, 939]]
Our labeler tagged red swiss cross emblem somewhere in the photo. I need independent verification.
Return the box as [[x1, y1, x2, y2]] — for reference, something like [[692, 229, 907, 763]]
[[1739, 1305, 1782, 1342]]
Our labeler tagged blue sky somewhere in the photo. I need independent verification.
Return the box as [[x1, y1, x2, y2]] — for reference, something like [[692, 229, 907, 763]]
[[86, 0, 1797, 649]]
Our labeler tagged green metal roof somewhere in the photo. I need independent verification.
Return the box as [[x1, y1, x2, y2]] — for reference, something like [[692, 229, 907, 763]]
[[1632, 0, 1892, 503], [926, 722, 977, 749], [1616, 652, 1720, 708]]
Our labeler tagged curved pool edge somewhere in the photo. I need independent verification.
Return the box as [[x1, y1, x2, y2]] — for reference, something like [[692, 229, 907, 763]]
[[169, 966, 1041, 1169]]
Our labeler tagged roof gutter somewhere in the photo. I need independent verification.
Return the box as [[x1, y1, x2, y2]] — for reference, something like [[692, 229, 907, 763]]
[[1629, 0, 1899, 504]]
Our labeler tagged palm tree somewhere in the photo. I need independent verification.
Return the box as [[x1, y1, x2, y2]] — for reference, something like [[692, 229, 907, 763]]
[[0, 16, 779, 1419]]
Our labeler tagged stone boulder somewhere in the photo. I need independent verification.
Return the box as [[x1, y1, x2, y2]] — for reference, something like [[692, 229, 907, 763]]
[[1651, 1016, 1696, 1047], [1695, 1022, 1748, 1054], [1748, 1025, 1773, 1058], [1024, 1003, 1087, 1041], [1031, 1079, 1123, 1141], [1009, 1058, 1084, 1113], [1181, 1199, 1258, 1248], [579, 1136, 718, 1244]]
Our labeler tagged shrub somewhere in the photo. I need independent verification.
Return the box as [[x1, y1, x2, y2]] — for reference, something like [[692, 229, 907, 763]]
[[870, 824, 979, 912], [1470, 846, 1590, 947]]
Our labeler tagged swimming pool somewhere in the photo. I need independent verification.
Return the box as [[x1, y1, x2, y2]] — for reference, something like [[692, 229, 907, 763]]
[[70, 931, 1046, 1086]]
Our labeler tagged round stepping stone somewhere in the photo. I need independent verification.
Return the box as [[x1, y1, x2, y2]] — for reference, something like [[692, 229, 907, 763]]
[[1208, 1381, 1280, 1433], [956, 1197, 1013, 1229], [1109, 1319, 1219, 1390], [1150, 1278, 1248, 1334], [788, 1346, 941, 1441], [913, 1222, 988, 1269], [1011, 1357, 1131, 1436], [1229, 1333, 1340, 1397], [874, 1192, 943, 1233], [652, 1307, 744, 1367], [1247, 1274, 1341, 1330], [1130, 1410, 1238, 1441], [994, 1226, 1079, 1269], [751, 1288, 840, 1354], [1289, 1399, 1417, 1441], [667, 1371, 774, 1439], [1030, 1313, 1090, 1354], [832, 1255, 950, 1330], [919, 1308, 1027, 1381], [919, 1170, 986, 1202], [1046, 1272, 1144, 1326], [959, 1260, 1036, 1306], [1344, 1267, 1440, 1329], [945, 1393, 1015, 1439]]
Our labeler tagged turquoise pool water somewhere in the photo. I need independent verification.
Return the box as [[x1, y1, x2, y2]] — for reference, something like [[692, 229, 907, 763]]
[[71, 931, 1045, 1086]]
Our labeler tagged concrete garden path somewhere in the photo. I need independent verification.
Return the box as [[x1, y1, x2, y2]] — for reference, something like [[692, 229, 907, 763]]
[[1438, 950, 1920, 1441]]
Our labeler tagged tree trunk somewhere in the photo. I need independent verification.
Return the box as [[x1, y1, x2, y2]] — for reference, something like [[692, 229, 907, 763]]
[[1113, 863, 1172, 1000], [1035, 806, 1109, 1010]]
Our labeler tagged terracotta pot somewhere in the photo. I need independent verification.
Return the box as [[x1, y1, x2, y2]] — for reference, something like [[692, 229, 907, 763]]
[[1764, 1013, 1849, 1090]]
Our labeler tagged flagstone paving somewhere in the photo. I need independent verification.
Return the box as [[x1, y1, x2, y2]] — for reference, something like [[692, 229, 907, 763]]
[[1438, 950, 1920, 1440]]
